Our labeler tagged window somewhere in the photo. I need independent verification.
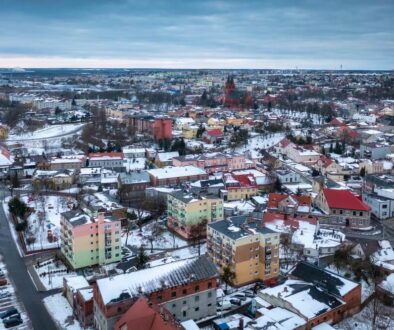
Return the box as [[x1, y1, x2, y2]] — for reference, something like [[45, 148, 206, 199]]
[[183, 301, 187, 305], [182, 289, 187, 295], [195, 295, 199, 302], [353, 211, 356, 216], [208, 282, 212, 289], [195, 307, 199, 312], [157, 295, 162, 301], [171, 291, 177, 298], [195, 285, 199, 292], [208, 292, 212, 298], [172, 303, 176, 308], [183, 311, 187, 317]]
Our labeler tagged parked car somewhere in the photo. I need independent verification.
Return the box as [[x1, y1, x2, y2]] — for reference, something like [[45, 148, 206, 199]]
[[0, 291, 11, 299], [232, 293, 247, 301], [230, 298, 242, 306], [217, 300, 232, 310], [0, 307, 18, 319], [4, 315, 22, 328], [0, 277, 7, 286], [244, 290, 255, 298]]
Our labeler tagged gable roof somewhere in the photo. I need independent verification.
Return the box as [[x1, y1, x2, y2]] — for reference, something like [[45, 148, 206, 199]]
[[114, 297, 178, 330], [323, 189, 370, 211], [267, 193, 312, 209], [289, 261, 359, 297]]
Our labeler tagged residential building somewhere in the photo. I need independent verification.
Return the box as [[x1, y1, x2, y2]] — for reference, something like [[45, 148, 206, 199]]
[[259, 262, 361, 330], [49, 155, 86, 171], [223, 173, 258, 201], [315, 188, 371, 228], [155, 151, 180, 168], [114, 297, 180, 330], [118, 171, 151, 204], [363, 192, 394, 220], [167, 191, 224, 239], [147, 166, 208, 187], [60, 211, 122, 269], [275, 167, 301, 184], [360, 143, 392, 160], [267, 193, 312, 216], [207, 216, 280, 286], [172, 152, 247, 174], [122, 147, 146, 159], [93, 256, 218, 330], [128, 115, 172, 140], [88, 152, 124, 171]]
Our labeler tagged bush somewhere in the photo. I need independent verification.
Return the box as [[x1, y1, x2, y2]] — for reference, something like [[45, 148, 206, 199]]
[[15, 221, 27, 232]]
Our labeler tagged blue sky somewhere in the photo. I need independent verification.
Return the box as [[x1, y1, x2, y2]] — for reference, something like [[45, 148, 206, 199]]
[[0, 0, 393, 69]]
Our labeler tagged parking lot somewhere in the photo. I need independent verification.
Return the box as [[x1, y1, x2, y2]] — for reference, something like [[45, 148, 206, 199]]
[[0, 258, 31, 330]]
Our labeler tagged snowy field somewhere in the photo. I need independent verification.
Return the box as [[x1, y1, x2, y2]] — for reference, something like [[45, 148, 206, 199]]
[[43, 293, 89, 330], [32, 258, 76, 291], [270, 108, 324, 125], [122, 221, 188, 254], [8, 123, 85, 141], [235, 132, 285, 158], [21, 194, 77, 251]]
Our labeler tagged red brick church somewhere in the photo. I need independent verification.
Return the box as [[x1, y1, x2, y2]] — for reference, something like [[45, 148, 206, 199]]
[[223, 76, 253, 109]]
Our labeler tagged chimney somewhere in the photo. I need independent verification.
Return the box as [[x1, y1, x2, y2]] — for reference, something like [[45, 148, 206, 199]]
[[97, 212, 105, 224]]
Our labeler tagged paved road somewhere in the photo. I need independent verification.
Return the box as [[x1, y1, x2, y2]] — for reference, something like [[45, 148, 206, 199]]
[[0, 193, 57, 330]]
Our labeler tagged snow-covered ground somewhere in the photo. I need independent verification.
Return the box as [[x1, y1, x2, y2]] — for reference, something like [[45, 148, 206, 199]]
[[234, 132, 284, 158], [123, 157, 146, 172], [8, 123, 85, 141], [122, 221, 188, 253], [32, 258, 76, 291], [43, 293, 89, 330], [21, 194, 77, 251]]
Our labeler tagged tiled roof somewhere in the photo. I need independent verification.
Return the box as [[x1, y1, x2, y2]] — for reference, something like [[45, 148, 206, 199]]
[[323, 189, 369, 211]]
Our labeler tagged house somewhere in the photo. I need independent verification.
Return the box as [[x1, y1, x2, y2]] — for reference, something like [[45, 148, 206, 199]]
[[155, 151, 180, 168], [172, 152, 247, 174], [114, 297, 180, 330], [63, 275, 90, 308], [93, 256, 218, 330], [118, 171, 151, 204], [314, 189, 371, 228], [167, 191, 223, 240], [223, 173, 258, 201], [202, 128, 224, 144], [49, 155, 86, 171], [267, 193, 312, 215], [275, 167, 301, 184], [371, 240, 394, 274], [258, 262, 361, 330], [147, 166, 208, 187], [32, 169, 75, 190], [88, 152, 125, 171], [60, 211, 122, 269], [360, 143, 392, 160], [362, 191, 394, 220], [207, 216, 280, 286], [75, 287, 94, 328], [122, 147, 146, 159]]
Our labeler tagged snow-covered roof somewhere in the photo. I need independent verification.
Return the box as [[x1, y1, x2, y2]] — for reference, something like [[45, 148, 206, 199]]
[[147, 166, 206, 179]]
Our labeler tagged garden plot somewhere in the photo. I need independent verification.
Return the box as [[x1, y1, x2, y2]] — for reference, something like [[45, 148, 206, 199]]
[[32, 258, 76, 291], [21, 194, 77, 251], [122, 221, 189, 254]]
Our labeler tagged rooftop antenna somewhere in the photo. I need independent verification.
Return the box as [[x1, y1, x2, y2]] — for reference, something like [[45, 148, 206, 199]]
[[340, 64, 343, 71]]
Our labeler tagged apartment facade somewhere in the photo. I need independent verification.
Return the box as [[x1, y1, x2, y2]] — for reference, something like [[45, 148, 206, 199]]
[[167, 191, 224, 239], [60, 211, 122, 269], [223, 173, 258, 201], [147, 166, 208, 186], [88, 152, 124, 171], [207, 216, 280, 287]]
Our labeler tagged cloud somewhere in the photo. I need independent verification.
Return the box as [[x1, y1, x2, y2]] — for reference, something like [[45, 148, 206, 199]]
[[0, 0, 393, 69]]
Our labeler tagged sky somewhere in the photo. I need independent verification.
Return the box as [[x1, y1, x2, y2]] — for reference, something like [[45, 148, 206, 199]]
[[0, 0, 393, 70]]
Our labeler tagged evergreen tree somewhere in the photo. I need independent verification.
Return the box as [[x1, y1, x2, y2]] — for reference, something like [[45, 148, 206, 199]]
[[221, 265, 236, 292], [136, 246, 149, 269]]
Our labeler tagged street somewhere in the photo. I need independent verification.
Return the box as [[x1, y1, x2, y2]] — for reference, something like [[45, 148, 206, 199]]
[[0, 190, 57, 330]]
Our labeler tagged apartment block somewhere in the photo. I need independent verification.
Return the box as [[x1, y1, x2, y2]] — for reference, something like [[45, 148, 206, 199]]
[[167, 191, 224, 239], [207, 216, 280, 287], [60, 211, 122, 269]]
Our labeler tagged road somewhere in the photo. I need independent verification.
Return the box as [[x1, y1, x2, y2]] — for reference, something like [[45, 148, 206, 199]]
[[0, 190, 57, 330]]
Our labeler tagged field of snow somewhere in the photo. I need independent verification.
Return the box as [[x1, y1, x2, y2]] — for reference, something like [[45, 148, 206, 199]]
[[122, 221, 188, 254], [270, 108, 324, 125], [8, 123, 85, 141], [235, 132, 285, 158], [43, 293, 85, 330], [21, 194, 77, 251]]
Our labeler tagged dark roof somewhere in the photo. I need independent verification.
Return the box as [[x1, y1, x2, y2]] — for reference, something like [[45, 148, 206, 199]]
[[61, 210, 91, 227], [289, 261, 358, 297], [208, 215, 275, 240]]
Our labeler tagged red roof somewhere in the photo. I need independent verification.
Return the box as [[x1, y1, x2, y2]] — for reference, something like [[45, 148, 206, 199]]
[[206, 128, 223, 137], [329, 117, 344, 126], [318, 155, 334, 168], [114, 297, 178, 330], [279, 138, 291, 148], [267, 193, 312, 209], [323, 189, 369, 211], [88, 152, 124, 159], [263, 212, 317, 230]]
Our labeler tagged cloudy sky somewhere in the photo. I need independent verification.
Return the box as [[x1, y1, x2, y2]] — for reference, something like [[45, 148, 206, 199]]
[[0, 0, 393, 69]]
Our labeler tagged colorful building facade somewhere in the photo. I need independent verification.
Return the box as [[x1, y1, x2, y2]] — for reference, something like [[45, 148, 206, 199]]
[[60, 211, 122, 269], [167, 191, 224, 239]]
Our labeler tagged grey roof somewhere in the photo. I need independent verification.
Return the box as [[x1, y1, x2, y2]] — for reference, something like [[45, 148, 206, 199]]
[[170, 191, 220, 203], [62, 210, 91, 227], [119, 171, 150, 184], [208, 215, 275, 240]]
